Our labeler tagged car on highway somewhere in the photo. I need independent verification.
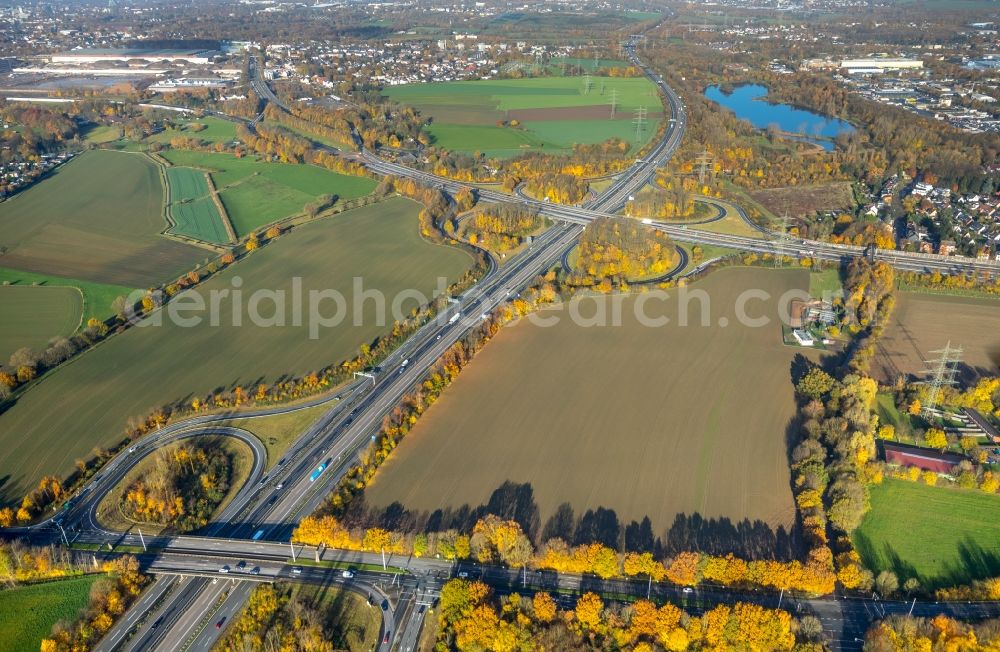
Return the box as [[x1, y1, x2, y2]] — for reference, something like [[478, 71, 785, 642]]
[[236, 560, 246, 571], [151, 617, 162, 629], [341, 569, 355, 579], [219, 565, 230, 573], [251, 567, 260, 575], [457, 571, 469, 578], [682, 587, 693, 594], [216, 617, 226, 629], [291, 567, 302, 575], [276, 482, 284, 490], [383, 632, 390, 645], [381, 599, 389, 611]]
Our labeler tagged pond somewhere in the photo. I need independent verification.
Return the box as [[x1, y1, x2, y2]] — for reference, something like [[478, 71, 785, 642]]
[[704, 83, 854, 151]]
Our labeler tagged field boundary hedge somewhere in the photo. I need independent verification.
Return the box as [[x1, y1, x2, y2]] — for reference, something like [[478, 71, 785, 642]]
[[204, 172, 237, 244]]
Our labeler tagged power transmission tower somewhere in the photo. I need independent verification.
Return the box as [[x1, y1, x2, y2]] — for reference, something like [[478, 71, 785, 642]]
[[695, 150, 713, 184], [774, 212, 791, 267], [921, 342, 963, 417], [582, 73, 593, 95], [610, 89, 619, 119], [632, 106, 647, 141], [594, 51, 600, 70]]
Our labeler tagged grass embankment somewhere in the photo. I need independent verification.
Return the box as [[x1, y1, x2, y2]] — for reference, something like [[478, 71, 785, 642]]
[[855, 479, 1000, 589], [289, 583, 382, 652], [216, 403, 332, 471], [0, 198, 473, 504], [0, 575, 100, 652]]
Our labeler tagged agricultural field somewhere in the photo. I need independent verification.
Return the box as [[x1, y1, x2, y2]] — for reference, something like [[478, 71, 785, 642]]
[[0, 198, 473, 504], [383, 76, 664, 158], [159, 150, 377, 236], [0, 268, 135, 328], [365, 268, 817, 543], [747, 181, 854, 220], [854, 479, 1000, 588], [164, 167, 230, 244], [872, 292, 1000, 384], [0, 574, 99, 652], [0, 149, 208, 287], [0, 285, 81, 360]]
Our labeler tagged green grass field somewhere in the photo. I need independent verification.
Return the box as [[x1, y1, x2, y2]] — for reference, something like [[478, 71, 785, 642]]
[[159, 150, 377, 235], [0, 198, 472, 505], [0, 150, 208, 287], [164, 167, 229, 244], [148, 116, 237, 145], [289, 583, 381, 652], [217, 403, 331, 471], [425, 123, 548, 158], [808, 268, 842, 299], [384, 76, 664, 157], [0, 285, 82, 360], [366, 268, 817, 536], [81, 124, 123, 144], [0, 267, 135, 327], [855, 479, 1000, 588], [0, 575, 99, 652]]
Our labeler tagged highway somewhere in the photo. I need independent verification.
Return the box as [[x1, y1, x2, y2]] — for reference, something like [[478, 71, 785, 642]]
[[5, 36, 1000, 652]]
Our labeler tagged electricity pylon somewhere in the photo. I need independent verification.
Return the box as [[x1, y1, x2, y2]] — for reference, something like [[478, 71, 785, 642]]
[[610, 89, 619, 119], [695, 150, 713, 184], [633, 106, 647, 141], [921, 342, 963, 417], [582, 74, 593, 94], [774, 212, 791, 267]]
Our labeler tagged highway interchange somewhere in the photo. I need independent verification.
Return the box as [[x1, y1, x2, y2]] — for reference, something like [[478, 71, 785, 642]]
[[4, 36, 1000, 652]]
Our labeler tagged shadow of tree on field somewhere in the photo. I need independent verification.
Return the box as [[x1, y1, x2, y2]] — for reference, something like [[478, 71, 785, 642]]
[[351, 480, 801, 561]]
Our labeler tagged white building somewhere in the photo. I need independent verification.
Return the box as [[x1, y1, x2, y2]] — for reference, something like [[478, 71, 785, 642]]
[[840, 58, 923, 72]]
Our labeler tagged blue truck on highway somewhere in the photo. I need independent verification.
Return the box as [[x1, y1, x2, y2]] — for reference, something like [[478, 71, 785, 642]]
[[309, 462, 327, 482]]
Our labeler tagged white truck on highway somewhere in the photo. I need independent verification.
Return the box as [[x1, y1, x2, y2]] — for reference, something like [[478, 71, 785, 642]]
[[448, 313, 461, 324]]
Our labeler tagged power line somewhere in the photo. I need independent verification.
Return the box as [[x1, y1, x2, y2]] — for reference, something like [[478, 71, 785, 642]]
[[632, 106, 647, 142], [695, 149, 713, 184], [921, 342, 963, 417]]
